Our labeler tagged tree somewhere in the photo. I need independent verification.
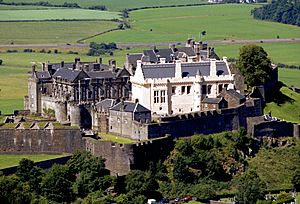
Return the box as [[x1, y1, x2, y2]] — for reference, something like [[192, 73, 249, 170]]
[[291, 169, 300, 191], [235, 170, 266, 204], [16, 158, 43, 193], [0, 59, 3, 65], [237, 44, 272, 87], [41, 164, 74, 203]]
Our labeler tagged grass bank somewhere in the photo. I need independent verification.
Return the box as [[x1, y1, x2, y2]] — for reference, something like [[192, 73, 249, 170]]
[[0, 154, 66, 169]]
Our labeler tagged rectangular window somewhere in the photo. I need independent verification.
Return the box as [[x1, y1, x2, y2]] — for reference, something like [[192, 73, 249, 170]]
[[219, 84, 223, 93], [202, 85, 207, 94], [154, 90, 159, 103], [187, 86, 191, 94], [172, 86, 176, 94], [208, 85, 212, 94], [224, 84, 228, 90], [160, 90, 166, 103], [181, 86, 186, 94]]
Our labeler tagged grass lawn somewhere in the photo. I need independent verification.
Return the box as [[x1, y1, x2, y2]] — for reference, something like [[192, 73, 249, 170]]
[[0, 20, 119, 44], [264, 87, 300, 123], [89, 4, 300, 43], [278, 69, 300, 88], [1, 0, 207, 11], [248, 140, 300, 190], [99, 133, 136, 144], [297, 194, 300, 204], [0, 154, 66, 169], [0, 9, 121, 21]]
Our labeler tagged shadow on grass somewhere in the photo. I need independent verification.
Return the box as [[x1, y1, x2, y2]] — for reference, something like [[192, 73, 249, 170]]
[[265, 81, 295, 106]]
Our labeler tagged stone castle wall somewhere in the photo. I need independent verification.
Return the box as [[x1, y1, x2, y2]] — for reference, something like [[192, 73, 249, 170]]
[[0, 129, 84, 153]]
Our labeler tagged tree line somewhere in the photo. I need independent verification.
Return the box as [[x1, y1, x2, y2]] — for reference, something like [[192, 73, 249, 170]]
[[251, 0, 300, 26]]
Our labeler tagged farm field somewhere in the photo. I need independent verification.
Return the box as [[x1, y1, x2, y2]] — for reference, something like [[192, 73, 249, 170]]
[[0, 154, 66, 169], [89, 4, 300, 43], [0, 21, 119, 44], [0, 9, 121, 21], [1, 0, 206, 11], [0, 5, 54, 9], [214, 42, 300, 65]]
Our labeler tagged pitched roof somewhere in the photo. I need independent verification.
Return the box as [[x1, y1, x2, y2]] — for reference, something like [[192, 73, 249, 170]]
[[174, 47, 196, 57], [226, 89, 245, 100], [87, 70, 116, 79], [110, 101, 150, 113], [35, 71, 51, 79], [52, 68, 88, 82], [127, 53, 143, 67], [95, 99, 116, 112], [202, 97, 222, 104]]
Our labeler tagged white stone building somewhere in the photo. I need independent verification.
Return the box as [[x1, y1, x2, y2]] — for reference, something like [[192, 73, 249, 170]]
[[130, 57, 235, 116]]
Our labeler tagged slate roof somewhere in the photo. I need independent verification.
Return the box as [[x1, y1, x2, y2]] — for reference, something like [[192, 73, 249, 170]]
[[127, 53, 143, 67], [174, 47, 196, 57], [87, 71, 116, 79], [202, 98, 222, 104], [52, 68, 85, 82], [95, 99, 116, 112], [226, 89, 245, 100], [141, 61, 230, 79], [110, 101, 150, 113], [35, 71, 51, 79], [142, 64, 176, 79]]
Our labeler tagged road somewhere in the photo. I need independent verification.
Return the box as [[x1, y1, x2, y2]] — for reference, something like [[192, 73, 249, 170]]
[[0, 38, 299, 49]]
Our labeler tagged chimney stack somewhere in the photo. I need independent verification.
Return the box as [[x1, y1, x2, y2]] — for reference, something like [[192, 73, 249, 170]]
[[99, 57, 102, 64], [175, 60, 182, 78], [61, 61, 64, 68]]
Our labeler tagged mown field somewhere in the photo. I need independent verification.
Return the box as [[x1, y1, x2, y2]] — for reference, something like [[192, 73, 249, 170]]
[[214, 42, 300, 66], [1, 0, 206, 11], [0, 154, 66, 169], [0, 4, 53, 9], [89, 4, 300, 43], [278, 68, 300, 88], [0, 9, 121, 21], [0, 21, 119, 44]]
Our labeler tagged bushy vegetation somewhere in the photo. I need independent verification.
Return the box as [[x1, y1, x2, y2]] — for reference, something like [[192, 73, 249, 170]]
[[251, 0, 300, 26], [87, 42, 117, 56]]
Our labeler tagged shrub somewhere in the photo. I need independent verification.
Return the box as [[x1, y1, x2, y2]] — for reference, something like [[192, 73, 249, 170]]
[[0, 59, 2, 65]]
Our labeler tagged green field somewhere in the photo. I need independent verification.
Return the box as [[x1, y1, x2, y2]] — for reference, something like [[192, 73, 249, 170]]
[[1, 0, 206, 11], [89, 4, 300, 43], [264, 87, 300, 123], [0, 21, 119, 44], [0, 5, 55, 10], [0, 9, 120, 21], [0, 154, 66, 169], [279, 69, 300, 87], [214, 43, 300, 66], [248, 140, 300, 190]]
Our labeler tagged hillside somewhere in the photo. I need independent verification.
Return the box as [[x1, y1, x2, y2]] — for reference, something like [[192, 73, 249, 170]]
[[248, 139, 300, 190], [264, 86, 300, 123]]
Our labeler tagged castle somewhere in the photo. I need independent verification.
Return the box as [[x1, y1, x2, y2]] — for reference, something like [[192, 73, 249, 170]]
[[0, 39, 299, 175]]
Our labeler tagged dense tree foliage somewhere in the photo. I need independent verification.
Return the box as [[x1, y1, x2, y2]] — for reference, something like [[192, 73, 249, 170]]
[[292, 169, 300, 191], [87, 42, 117, 56], [235, 170, 266, 204], [0, 59, 2, 65], [237, 44, 273, 87], [251, 0, 300, 26]]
